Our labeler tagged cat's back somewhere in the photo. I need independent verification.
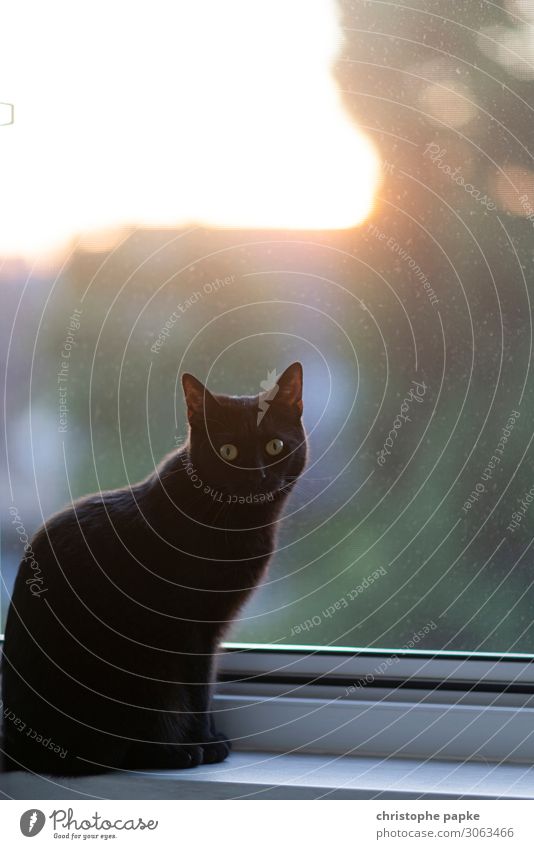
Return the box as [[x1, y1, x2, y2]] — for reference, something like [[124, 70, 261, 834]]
[[28, 481, 146, 562], [5, 483, 149, 640]]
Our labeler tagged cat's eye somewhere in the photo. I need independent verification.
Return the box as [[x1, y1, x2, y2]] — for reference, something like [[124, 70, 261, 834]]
[[219, 443, 238, 461], [265, 438, 284, 457]]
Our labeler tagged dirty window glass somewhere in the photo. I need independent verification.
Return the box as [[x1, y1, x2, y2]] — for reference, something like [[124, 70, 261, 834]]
[[2, 0, 534, 655]]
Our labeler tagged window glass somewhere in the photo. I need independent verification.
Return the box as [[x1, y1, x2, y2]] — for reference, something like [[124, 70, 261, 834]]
[[2, 0, 534, 654]]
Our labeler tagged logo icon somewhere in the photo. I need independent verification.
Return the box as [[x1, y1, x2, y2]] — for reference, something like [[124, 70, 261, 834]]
[[20, 809, 46, 837], [257, 369, 279, 425]]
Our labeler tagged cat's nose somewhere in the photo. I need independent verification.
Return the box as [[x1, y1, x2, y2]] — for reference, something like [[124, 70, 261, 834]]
[[249, 466, 266, 483]]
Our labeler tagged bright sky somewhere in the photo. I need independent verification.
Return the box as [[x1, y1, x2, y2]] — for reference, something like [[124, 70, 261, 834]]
[[0, 0, 380, 258]]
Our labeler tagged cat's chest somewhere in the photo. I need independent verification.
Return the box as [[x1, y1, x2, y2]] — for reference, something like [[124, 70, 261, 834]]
[[152, 525, 274, 602], [192, 523, 274, 561]]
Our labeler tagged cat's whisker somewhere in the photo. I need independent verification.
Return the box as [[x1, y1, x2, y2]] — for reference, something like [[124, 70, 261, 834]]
[[286, 476, 333, 481]]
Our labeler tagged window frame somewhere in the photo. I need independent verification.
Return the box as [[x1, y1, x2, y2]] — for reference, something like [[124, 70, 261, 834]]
[[3, 634, 534, 764], [219, 642, 534, 692], [213, 643, 534, 764]]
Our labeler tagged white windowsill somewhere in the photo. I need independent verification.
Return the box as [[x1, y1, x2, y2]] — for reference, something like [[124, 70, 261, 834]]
[[149, 751, 534, 799], [1, 751, 534, 800]]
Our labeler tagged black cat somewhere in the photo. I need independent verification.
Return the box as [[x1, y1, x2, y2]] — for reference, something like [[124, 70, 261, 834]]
[[1, 363, 306, 774]]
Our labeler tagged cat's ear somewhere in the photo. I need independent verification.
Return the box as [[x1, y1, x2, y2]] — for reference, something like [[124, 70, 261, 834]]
[[273, 362, 303, 418], [182, 373, 218, 425]]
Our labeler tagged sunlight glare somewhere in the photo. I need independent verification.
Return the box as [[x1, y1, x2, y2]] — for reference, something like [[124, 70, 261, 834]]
[[0, 0, 380, 258]]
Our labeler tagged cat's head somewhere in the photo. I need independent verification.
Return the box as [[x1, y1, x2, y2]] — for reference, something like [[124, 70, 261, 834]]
[[181, 363, 307, 500]]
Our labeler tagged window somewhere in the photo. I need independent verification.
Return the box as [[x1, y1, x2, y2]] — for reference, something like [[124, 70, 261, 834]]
[[2, 0, 534, 675]]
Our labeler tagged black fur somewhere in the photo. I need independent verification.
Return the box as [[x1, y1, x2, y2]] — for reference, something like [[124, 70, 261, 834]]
[[1, 363, 306, 774]]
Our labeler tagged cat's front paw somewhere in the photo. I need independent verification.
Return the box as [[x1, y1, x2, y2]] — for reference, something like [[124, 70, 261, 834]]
[[179, 744, 205, 768], [201, 732, 231, 764]]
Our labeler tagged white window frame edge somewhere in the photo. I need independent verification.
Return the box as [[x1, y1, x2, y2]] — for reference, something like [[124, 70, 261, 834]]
[[219, 642, 534, 686], [214, 644, 534, 764]]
